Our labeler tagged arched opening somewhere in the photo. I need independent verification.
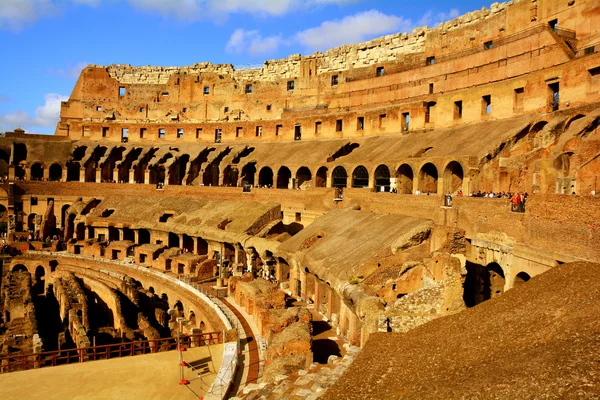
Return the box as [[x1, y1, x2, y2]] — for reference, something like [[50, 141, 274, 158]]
[[223, 166, 239, 187], [277, 166, 292, 189], [202, 164, 219, 186], [138, 229, 150, 245], [182, 235, 194, 253], [197, 237, 208, 255], [66, 162, 80, 182], [108, 226, 119, 241], [85, 162, 96, 183], [31, 163, 44, 181], [564, 114, 586, 131], [12, 264, 28, 273], [443, 161, 464, 194], [174, 300, 184, 315], [168, 232, 180, 248], [241, 163, 256, 186], [76, 223, 86, 240], [33, 265, 45, 296], [374, 165, 390, 192], [316, 167, 328, 188], [0, 149, 9, 178], [149, 165, 166, 185], [258, 167, 274, 187], [296, 167, 312, 189], [168, 155, 189, 186], [463, 261, 505, 307], [396, 164, 414, 194], [419, 163, 438, 194], [27, 213, 37, 232], [352, 165, 369, 188], [553, 153, 572, 177], [513, 272, 531, 288], [332, 166, 348, 188], [530, 120, 548, 138], [488, 262, 505, 298], [122, 227, 135, 242], [49, 164, 62, 181]]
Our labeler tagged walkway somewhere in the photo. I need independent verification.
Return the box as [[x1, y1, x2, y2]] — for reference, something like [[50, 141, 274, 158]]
[[220, 298, 260, 388]]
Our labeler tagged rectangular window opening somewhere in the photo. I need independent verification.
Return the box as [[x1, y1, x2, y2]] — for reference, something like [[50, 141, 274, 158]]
[[236, 127, 243, 137], [295, 212, 302, 222], [158, 128, 166, 139], [315, 121, 322, 135], [402, 112, 410, 131], [357, 117, 364, 131], [454, 101, 463, 119], [215, 129, 222, 143], [514, 88, 524, 110], [119, 87, 126, 97], [294, 125, 302, 141], [588, 66, 600, 76], [256, 126, 263, 137], [224, 107, 230, 113], [139, 107, 145, 113], [177, 128, 184, 139], [276, 124, 283, 136], [102, 127, 109, 137], [331, 75, 339, 86], [140, 128, 146, 139], [482, 95, 492, 115], [376, 66, 385, 77], [121, 128, 129, 143], [426, 56, 436, 66], [484, 41, 493, 50], [336, 119, 343, 132], [31, 197, 38, 206], [195, 128, 202, 139], [96, 106, 103, 112], [287, 81, 295, 91], [245, 84, 253, 94], [429, 83, 434, 94], [266, 104, 272, 111], [203, 86, 210, 95]]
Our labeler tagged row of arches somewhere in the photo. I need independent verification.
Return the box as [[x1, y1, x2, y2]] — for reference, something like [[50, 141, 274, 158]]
[[248, 161, 465, 193]]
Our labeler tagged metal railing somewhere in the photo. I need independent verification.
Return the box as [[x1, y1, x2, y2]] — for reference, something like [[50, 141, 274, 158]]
[[0, 332, 221, 374]]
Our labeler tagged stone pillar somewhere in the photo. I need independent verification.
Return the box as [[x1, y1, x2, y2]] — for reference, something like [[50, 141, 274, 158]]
[[61, 168, 68, 182], [326, 174, 333, 189], [368, 174, 375, 190], [43, 167, 50, 181], [438, 176, 445, 194], [412, 174, 419, 194], [79, 167, 85, 183], [144, 169, 150, 185], [133, 229, 139, 244], [112, 168, 119, 183], [8, 166, 15, 180], [314, 279, 321, 310], [118, 228, 123, 241], [95, 169, 102, 183], [129, 169, 135, 184]]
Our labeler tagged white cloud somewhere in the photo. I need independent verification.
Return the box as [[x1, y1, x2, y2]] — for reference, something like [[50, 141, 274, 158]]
[[48, 61, 89, 79], [418, 8, 460, 28], [0, 0, 101, 31], [226, 29, 286, 56], [295, 10, 412, 51], [0, 94, 68, 133]]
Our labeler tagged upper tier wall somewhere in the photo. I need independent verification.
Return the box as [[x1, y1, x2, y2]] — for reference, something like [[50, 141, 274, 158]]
[[103, 0, 547, 84]]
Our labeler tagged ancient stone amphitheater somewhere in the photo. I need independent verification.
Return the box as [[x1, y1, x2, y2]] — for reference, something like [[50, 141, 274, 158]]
[[1, 0, 599, 398]]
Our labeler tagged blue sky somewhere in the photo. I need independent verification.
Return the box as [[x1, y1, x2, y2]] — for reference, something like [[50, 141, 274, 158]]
[[0, 0, 492, 134]]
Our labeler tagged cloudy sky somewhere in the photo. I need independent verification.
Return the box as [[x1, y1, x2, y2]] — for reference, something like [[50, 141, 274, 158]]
[[0, 0, 491, 134]]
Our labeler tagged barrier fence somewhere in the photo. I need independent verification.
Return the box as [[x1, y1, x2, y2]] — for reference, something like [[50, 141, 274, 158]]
[[0, 331, 221, 374]]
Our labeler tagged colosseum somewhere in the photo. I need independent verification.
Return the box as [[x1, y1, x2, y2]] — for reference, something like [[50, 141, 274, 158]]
[[1, 0, 599, 398]]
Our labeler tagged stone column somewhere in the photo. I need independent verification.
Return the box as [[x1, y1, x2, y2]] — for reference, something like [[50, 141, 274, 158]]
[[326, 174, 333, 188], [61, 168, 68, 182], [79, 167, 86, 183], [8, 166, 15, 180], [95, 169, 102, 183], [129, 169, 135, 184], [43, 167, 50, 181], [133, 229, 139, 244], [112, 168, 119, 183], [144, 169, 150, 185]]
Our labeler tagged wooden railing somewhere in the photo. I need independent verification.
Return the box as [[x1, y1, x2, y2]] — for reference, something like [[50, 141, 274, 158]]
[[0, 331, 221, 374]]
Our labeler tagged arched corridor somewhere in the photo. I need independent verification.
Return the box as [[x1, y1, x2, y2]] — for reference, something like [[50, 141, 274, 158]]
[[49, 164, 62, 181], [419, 163, 438, 194], [332, 166, 348, 188], [31, 163, 43, 180], [277, 167, 292, 189], [443, 161, 464, 194], [296, 167, 312, 188], [374, 165, 391, 192], [258, 167, 274, 187], [241, 163, 256, 186], [316, 167, 328, 188], [352, 166, 369, 188], [463, 261, 506, 307], [396, 164, 414, 194]]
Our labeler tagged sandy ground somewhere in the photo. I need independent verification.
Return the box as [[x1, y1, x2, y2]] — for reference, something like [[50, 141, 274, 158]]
[[0, 344, 223, 400]]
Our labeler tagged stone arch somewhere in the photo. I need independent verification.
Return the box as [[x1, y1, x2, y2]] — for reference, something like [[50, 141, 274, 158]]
[[352, 165, 369, 188], [554, 152, 573, 177], [168, 154, 190, 186], [463, 261, 505, 307], [33, 265, 45, 295], [241, 163, 256, 186], [332, 166, 348, 188], [396, 164, 414, 194], [277, 166, 292, 189], [419, 163, 439, 193], [0, 149, 9, 178], [487, 262, 505, 298], [27, 213, 37, 232], [31, 163, 44, 181], [443, 161, 464, 194], [374, 164, 391, 192], [168, 232, 180, 248], [49, 163, 62, 181], [138, 229, 150, 245], [223, 165, 239, 187], [258, 167, 274, 187], [66, 162, 81, 182], [564, 114, 586, 131], [296, 167, 312, 188], [202, 163, 219, 186], [12, 264, 28, 272], [315, 167, 328, 188], [529, 120, 548, 139], [513, 271, 531, 288]]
